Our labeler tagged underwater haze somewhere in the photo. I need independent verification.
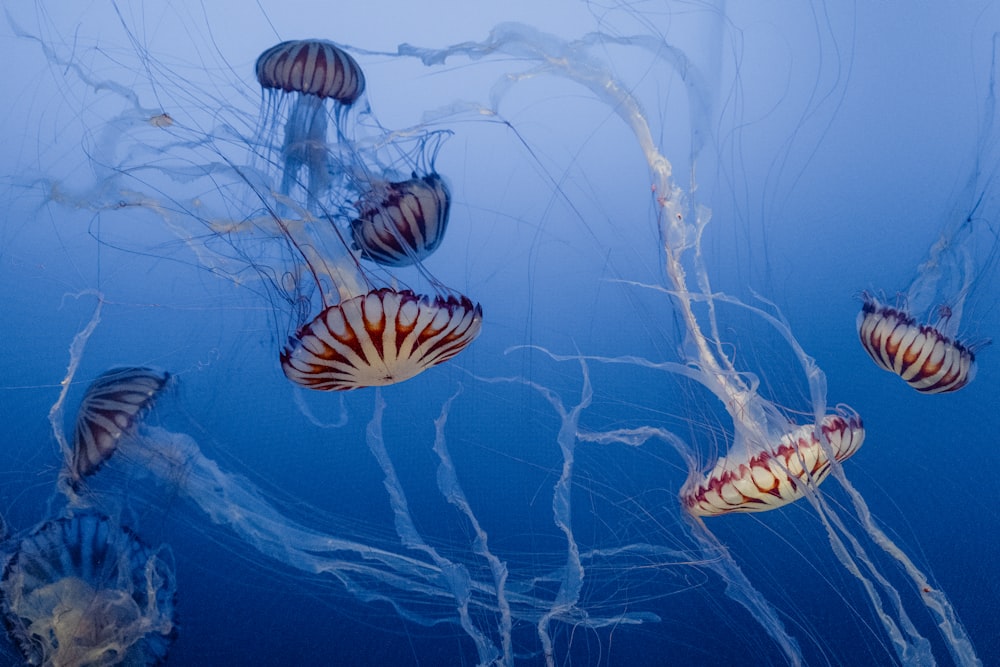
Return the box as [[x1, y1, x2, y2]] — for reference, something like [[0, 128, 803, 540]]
[[1, 1, 998, 665]]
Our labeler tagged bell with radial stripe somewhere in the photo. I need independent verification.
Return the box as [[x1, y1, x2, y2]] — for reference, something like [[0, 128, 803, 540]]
[[256, 39, 365, 104], [351, 173, 451, 267], [681, 412, 865, 516], [70, 367, 170, 482], [280, 288, 483, 391], [857, 296, 978, 393]]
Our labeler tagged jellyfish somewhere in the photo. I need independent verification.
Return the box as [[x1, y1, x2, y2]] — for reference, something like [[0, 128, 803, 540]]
[[856, 37, 1000, 393], [0, 511, 177, 667], [255, 37, 483, 391], [256, 39, 366, 203], [350, 172, 451, 267], [9, 1, 999, 665], [681, 411, 865, 516], [279, 288, 482, 391], [857, 296, 980, 393], [398, 16, 983, 667], [68, 367, 171, 483]]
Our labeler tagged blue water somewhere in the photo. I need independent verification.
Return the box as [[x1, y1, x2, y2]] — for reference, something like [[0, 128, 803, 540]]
[[0, 2, 998, 665]]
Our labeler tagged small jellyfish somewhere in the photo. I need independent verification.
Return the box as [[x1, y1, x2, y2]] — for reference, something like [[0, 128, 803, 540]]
[[70, 367, 171, 482], [255, 39, 366, 206], [280, 288, 482, 391], [350, 173, 451, 267], [857, 295, 979, 394], [681, 412, 866, 516], [0, 511, 177, 666]]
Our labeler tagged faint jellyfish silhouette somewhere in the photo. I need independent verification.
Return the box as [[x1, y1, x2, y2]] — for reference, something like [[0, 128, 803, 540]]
[[0, 511, 177, 667]]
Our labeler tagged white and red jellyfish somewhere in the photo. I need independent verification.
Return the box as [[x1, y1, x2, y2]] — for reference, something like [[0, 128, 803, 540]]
[[0, 511, 177, 667], [681, 411, 865, 516], [855, 190, 994, 394], [401, 18, 983, 666], [856, 43, 999, 394], [857, 295, 981, 394], [279, 287, 482, 391]]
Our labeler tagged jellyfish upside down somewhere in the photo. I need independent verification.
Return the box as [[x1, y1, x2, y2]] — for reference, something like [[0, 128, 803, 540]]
[[682, 410, 865, 516], [857, 295, 979, 393], [280, 288, 482, 391], [0, 511, 177, 667]]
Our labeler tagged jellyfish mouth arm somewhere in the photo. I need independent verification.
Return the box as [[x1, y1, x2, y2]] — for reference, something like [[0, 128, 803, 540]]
[[431, 386, 514, 667], [130, 428, 443, 582], [365, 391, 504, 667], [296, 241, 367, 303], [471, 360, 593, 667]]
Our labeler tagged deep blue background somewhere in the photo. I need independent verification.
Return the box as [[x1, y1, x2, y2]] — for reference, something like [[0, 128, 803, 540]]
[[0, 1, 998, 665]]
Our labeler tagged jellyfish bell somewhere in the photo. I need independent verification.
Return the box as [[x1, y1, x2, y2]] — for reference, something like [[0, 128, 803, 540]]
[[682, 411, 865, 516], [0, 511, 177, 667], [350, 172, 451, 267], [857, 294, 981, 394], [256, 39, 366, 105], [68, 367, 171, 484], [280, 287, 482, 391]]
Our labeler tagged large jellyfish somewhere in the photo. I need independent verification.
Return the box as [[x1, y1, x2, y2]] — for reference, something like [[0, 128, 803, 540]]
[[0, 511, 177, 667]]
